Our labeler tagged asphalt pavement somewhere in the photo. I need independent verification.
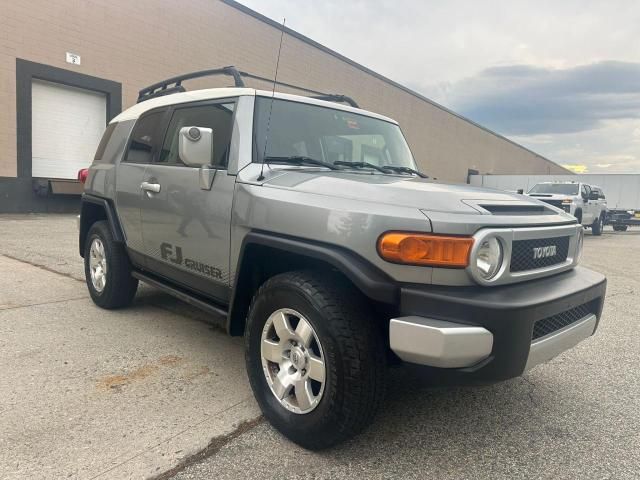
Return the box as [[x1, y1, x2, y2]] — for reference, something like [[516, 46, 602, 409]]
[[1, 214, 638, 479]]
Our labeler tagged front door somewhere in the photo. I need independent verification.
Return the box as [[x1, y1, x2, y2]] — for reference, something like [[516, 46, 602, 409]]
[[115, 110, 167, 265], [581, 184, 595, 224], [139, 100, 237, 303]]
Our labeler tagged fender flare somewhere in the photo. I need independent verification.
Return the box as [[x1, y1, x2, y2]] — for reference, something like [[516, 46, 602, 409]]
[[79, 194, 125, 255], [226, 230, 398, 335]]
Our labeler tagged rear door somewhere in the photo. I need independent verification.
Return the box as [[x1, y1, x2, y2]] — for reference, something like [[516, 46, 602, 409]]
[[115, 109, 167, 265], [139, 99, 237, 303]]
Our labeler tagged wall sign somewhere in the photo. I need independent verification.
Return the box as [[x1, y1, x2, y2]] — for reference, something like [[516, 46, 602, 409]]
[[66, 52, 81, 65]]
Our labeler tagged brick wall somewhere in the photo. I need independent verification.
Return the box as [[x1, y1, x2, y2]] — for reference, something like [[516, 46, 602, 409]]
[[0, 0, 568, 182]]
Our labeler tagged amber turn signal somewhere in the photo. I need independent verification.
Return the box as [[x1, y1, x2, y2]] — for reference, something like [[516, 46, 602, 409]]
[[377, 232, 473, 267]]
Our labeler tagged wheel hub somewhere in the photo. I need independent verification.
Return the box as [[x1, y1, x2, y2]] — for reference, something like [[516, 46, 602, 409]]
[[89, 238, 107, 293], [260, 308, 326, 414], [289, 346, 307, 370]]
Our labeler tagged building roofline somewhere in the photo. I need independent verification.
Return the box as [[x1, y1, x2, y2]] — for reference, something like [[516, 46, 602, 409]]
[[222, 0, 570, 173]]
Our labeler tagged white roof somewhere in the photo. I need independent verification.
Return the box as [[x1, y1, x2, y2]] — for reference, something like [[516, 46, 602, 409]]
[[111, 87, 397, 124]]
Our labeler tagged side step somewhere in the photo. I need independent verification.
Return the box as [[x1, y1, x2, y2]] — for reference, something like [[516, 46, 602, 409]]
[[132, 271, 228, 318]]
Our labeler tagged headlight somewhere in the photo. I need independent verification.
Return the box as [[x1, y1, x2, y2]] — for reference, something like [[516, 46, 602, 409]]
[[575, 228, 584, 263], [562, 199, 572, 204], [475, 237, 503, 279]]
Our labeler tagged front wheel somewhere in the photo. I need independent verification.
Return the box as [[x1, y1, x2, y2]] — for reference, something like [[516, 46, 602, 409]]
[[592, 214, 604, 236], [613, 225, 628, 232], [245, 271, 385, 450]]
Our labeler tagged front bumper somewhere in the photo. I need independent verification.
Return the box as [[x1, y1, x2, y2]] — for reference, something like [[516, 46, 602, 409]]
[[391, 266, 606, 382]]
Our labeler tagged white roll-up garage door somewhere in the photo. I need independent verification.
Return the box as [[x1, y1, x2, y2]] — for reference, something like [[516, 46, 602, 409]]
[[32, 80, 107, 179]]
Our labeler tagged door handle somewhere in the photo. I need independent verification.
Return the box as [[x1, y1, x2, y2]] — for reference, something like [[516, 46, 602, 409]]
[[141, 182, 161, 193]]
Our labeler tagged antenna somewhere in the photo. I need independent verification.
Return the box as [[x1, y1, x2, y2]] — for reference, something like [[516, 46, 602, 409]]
[[257, 17, 286, 182]]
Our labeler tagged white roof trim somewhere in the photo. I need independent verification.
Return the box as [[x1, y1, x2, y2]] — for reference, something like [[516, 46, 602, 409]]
[[111, 87, 398, 124]]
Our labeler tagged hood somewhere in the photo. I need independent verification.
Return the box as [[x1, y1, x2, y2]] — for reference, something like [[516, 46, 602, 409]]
[[262, 170, 540, 214]]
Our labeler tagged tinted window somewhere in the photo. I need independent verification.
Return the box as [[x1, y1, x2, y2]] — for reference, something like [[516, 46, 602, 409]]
[[528, 183, 579, 195], [125, 111, 165, 164], [94, 123, 116, 161], [159, 102, 235, 167]]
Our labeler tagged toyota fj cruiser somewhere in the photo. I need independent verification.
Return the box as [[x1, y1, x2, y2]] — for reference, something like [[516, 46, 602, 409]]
[[527, 181, 607, 235], [78, 67, 606, 449]]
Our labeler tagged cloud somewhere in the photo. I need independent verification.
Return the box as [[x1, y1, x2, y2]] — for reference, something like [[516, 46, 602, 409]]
[[444, 61, 640, 136]]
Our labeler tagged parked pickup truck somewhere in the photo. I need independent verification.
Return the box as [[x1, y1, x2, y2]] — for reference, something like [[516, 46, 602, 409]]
[[77, 67, 607, 450], [527, 181, 608, 235]]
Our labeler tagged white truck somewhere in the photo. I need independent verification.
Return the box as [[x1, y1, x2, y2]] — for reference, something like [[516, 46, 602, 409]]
[[527, 182, 607, 235], [470, 174, 640, 232]]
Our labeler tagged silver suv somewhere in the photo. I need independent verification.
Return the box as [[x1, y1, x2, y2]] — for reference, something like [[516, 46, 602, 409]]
[[528, 182, 607, 235], [78, 67, 606, 449]]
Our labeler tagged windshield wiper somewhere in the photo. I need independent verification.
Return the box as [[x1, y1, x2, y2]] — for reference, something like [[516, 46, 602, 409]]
[[263, 156, 339, 170], [333, 161, 389, 174], [380, 165, 428, 178]]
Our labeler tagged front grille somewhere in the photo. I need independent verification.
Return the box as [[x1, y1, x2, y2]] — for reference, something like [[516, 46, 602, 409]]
[[538, 199, 563, 208], [510, 236, 570, 272], [532, 303, 594, 340], [538, 199, 570, 212]]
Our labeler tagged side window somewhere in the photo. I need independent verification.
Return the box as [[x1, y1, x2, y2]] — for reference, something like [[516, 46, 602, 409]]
[[94, 123, 116, 161], [158, 102, 235, 168], [125, 111, 165, 164], [581, 185, 589, 197]]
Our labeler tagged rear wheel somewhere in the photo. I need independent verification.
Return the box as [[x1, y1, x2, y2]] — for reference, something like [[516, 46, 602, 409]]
[[84, 221, 138, 308], [613, 225, 628, 232], [245, 270, 385, 450], [592, 214, 604, 236]]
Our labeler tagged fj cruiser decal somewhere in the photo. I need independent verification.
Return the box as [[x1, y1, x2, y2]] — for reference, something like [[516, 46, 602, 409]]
[[160, 242, 222, 280]]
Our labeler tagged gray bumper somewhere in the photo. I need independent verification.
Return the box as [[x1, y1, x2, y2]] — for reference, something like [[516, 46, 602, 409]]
[[524, 313, 597, 370], [390, 312, 597, 370], [389, 317, 493, 368]]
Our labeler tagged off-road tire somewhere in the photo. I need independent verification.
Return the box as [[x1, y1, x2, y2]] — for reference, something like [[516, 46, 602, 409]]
[[613, 225, 628, 232], [592, 214, 604, 236], [245, 270, 386, 450], [84, 220, 138, 309]]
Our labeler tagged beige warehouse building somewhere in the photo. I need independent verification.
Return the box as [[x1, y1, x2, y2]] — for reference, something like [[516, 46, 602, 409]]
[[0, 0, 569, 212]]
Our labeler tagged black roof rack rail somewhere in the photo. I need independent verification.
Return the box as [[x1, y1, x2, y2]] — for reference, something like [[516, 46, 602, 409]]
[[237, 72, 360, 108], [137, 66, 360, 108], [308, 94, 359, 108], [137, 66, 245, 103]]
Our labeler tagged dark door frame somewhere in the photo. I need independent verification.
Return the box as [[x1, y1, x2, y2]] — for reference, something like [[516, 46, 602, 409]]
[[15, 58, 122, 178]]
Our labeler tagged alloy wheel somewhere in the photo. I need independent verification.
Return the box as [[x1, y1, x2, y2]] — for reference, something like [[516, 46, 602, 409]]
[[260, 308, 326, 414]]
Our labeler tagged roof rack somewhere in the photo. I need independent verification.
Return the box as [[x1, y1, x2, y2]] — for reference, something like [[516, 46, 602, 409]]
[[137, 66, 359, 108]]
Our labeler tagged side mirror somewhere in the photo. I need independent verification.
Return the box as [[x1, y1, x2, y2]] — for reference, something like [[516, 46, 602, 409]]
[[589, 192, 599, 201], [179, 126, 213, 168], [517, 189, 524, 195]]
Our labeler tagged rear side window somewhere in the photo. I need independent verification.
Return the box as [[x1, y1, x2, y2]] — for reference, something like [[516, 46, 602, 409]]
[[158, 102, 235, 168], [125, 111, 165, 164], [94, 123, 116, 161]]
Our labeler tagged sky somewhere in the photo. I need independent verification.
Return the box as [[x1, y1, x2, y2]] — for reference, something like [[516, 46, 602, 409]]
[[238, 0, 640, 173]]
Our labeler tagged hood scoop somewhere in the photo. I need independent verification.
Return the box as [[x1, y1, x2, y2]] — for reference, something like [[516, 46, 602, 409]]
[[479, 204, 548, 215], [463, 199, 553, 216]]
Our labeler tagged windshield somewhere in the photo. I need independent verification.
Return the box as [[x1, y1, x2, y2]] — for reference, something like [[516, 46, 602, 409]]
[[529, 183, 579, 195], [253, 97, 417, 170]]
